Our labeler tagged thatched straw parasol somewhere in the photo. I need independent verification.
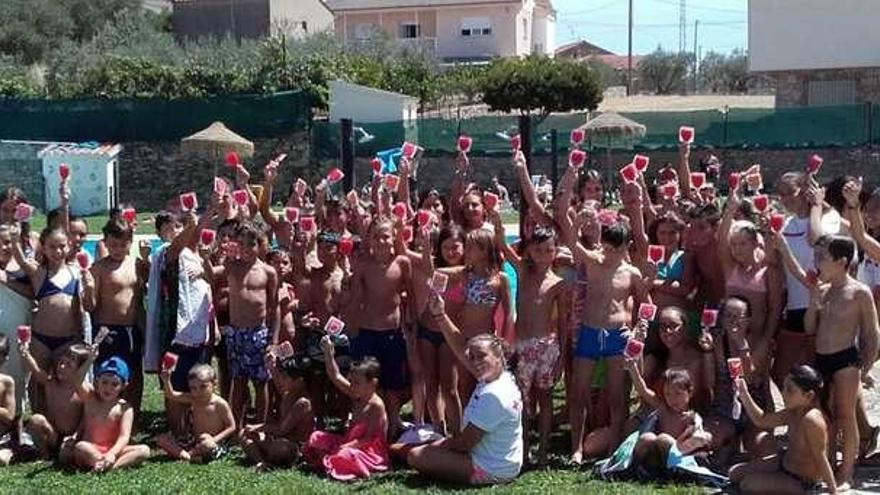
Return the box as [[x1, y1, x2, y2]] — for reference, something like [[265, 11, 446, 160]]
[[579, 113, 646, 181], [181, 121, 254, 174]]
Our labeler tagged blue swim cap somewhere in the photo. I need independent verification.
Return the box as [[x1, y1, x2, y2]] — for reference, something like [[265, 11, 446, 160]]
[[97, 356, 130, 383]]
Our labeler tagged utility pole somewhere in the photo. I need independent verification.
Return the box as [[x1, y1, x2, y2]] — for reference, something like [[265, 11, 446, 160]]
[[693, 20, 699, 93], [627, 0, 633, 96], [678, 0, 686, 54]]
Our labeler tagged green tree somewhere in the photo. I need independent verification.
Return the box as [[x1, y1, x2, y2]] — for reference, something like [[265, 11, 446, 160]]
[[480, 55, 603, 119], [638, 48, 692, 95], [699, 49, 751, 93]]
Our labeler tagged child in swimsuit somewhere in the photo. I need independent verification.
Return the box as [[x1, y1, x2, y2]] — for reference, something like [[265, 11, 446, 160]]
[[157, 364, 236, 463], [624, 362, 712, 475], [0, 336, 16, 465], [503, 226, 569, 465], [69, 355, 150, 472], [413, 223, 465, 435], [11, 227, 84, 411], [730, 365, 836, 494], [241, 353, 314, 471], [775, 232, 879, 489], [304, 336, 389, 481], [19, 342, 90, 461]]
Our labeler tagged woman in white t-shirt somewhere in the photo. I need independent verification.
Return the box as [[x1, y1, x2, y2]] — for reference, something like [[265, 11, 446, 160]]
[[404, 293, 523, 486]]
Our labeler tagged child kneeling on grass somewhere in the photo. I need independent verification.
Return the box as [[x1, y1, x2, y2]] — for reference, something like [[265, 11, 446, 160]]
[[157, 364, 236, 463], [302, 336, 389, 481], [69, 354, 150, 472]]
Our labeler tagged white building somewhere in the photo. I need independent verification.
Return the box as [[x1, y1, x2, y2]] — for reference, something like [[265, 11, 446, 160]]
[[749, 0, 880, 107], [329, 80, 419, 124], [326, 0, 556, 62]]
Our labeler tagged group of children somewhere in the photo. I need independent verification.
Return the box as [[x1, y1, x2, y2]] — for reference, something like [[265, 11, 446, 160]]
[[0, 133, 877, 493]]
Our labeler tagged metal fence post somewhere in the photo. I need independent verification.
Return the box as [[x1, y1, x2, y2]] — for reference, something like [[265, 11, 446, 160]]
[[341, 118, 354, 192], [518, 114, 532, 239]]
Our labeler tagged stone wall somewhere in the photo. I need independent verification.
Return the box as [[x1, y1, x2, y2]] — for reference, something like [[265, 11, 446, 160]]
[[7, 134, 878, 214], [773, 67, 880, 107]]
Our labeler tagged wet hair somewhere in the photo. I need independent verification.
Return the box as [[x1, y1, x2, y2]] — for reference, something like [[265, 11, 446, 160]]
[[265, 249, 290, 265], [689, 203, 721, 226], [647, 211, 686, 245], [730, 220, 760, 243], [815, 234, 857, 267], [465, 227, 502, 272], [722, 295, 752, 318], [435, 223, 465, 268], [369, 217, 395, 236], [788, 365, 823, 396], [825, 175, 859, 215], [58, 343, 91, 368], [102, 218, 133, 241], [664, 368, 694, 393], [188, 364, 216, 383], [278, 356, 307, 380], [154, 211, 177, 234], [577, 169, 604, 198], [217, 218, 241, 237], [38, 227, 68, 247], [236, 222, 261, 247], [600, 221, 631, 248], [349, 356, 381, 382], [0, 335, 8, 361], [467, 333, 510, 368], [522, 226, 557, 260], [777, 171, 806, 190]]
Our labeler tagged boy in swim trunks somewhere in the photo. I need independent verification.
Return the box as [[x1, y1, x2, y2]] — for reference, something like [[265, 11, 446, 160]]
[[157, 364, 236, 463], [69, 354, 150, 472], [509, 227, 570, 465], [349, 218, 414, 438], [561, 218, 651, 463], [19, 342, 90, 461], [805, 235, 878, 489], [210, 222, 279, 427], [82, 218, 148, 417]]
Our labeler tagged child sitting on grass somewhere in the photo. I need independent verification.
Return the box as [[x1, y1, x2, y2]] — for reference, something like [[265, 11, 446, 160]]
[[729, 365, 836, 494], [302, 335, 389, 481], [240, 352, 314, 471], [70, 355, 150, 472], [19, 341, 90, 461], [157, 364, 236, 463], [623, 360, 712, 475]]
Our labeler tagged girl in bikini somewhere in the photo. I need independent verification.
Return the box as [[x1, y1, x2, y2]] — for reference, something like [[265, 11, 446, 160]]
[[437, 228, 511, 400], [11, 227, 84, 411], [413, 223, 466, 435]]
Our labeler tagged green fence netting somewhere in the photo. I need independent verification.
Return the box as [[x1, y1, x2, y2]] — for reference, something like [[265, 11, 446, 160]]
[[0, 90, 312, 142], [313, 103, 876, 159]]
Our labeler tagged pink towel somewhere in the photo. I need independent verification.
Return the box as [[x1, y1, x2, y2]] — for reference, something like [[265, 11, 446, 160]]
[[304, 422, 390, 481]]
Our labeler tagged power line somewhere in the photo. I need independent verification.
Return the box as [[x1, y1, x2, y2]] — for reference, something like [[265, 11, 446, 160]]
[[646, 0, 746, 15]]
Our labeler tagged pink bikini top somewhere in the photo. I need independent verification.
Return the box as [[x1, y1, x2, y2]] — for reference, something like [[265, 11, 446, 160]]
[[443, 280, 467, 305], [726, 265, 767, 294]]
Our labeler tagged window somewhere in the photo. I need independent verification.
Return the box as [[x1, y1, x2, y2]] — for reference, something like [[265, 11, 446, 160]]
[[399, 23, 420, 39], [522, 18, 528, 40], [461, 17, 492, 37]]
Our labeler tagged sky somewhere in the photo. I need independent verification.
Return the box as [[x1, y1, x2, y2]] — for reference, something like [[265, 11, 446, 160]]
[[554, 0, 748, 56]]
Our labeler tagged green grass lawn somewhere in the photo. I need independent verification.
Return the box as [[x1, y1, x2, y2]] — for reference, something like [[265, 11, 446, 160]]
[[0, 380, 704, 494]]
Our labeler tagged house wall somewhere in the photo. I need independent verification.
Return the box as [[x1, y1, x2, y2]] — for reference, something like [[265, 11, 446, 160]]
[[773, 67, 880, 107], [435, 4, 521, 59], [329, 81, 418, 123], [268, 0, 333, 38], [749, 0, 880, 72], [335, 2, 527, 60], [173, 0, 270, 40]]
